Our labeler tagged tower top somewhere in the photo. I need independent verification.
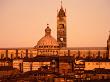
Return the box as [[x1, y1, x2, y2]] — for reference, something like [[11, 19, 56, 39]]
[[57, 0, 66, 17]]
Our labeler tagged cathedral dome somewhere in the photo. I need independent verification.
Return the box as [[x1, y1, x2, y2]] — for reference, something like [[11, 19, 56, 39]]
[[34, 24, 59, 49]]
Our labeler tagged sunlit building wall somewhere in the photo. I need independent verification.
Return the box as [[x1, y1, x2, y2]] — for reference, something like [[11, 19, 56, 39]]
[[84, 61, 110, 70]]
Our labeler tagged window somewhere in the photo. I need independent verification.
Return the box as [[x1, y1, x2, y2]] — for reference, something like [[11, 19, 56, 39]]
[[96, 62, 99, 65], [59, 24, 64, 29]]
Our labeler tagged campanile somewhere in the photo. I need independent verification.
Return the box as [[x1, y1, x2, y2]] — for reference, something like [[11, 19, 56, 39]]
[[57, 1, 67, 48]]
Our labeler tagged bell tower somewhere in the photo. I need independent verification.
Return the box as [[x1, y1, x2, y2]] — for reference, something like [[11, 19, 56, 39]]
[[57, 1, 67, 48]]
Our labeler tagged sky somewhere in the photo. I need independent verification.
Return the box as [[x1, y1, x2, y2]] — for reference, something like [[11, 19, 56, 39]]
[[0, 0, 110, 48]]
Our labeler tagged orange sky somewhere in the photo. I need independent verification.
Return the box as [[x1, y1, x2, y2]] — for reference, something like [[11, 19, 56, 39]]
[[0, 0, 110, 48]]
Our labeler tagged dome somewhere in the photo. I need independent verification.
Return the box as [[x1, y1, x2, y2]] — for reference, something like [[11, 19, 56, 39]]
[[37, 35, 59, 48], [34, 24, 59, 48]]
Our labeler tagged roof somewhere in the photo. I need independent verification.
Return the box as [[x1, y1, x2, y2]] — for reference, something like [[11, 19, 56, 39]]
[[0, 66, 16, 71], [23, 56, 51, 62], [0, 47, 107, 50], [23, 56, 74, 62], [0, 59, 13, 62], [83, 59, 110, 62], [85, 68, 110, 74], [67, 47, 107, 50]]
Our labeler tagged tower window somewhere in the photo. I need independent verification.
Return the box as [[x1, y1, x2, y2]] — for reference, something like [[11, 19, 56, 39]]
[[59, 24, 64, 29]]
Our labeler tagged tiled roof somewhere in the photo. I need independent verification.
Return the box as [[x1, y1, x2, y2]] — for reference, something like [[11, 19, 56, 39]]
[[0, 66, 15, 71]]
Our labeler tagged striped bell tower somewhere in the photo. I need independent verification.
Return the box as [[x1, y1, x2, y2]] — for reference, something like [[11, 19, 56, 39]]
[[57, 1, 67, 48]]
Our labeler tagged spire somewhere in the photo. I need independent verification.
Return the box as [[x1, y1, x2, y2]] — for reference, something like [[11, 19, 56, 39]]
[[57, 0, 66, 17], [45, 24, 51, 36], [61, 0, 63, 8]]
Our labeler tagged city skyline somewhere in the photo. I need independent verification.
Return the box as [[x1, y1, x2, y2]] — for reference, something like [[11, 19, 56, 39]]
[[0, 0, 110, 48]]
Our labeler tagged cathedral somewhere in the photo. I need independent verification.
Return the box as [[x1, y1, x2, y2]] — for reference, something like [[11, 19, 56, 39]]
[[0, 1, 110, 82]]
